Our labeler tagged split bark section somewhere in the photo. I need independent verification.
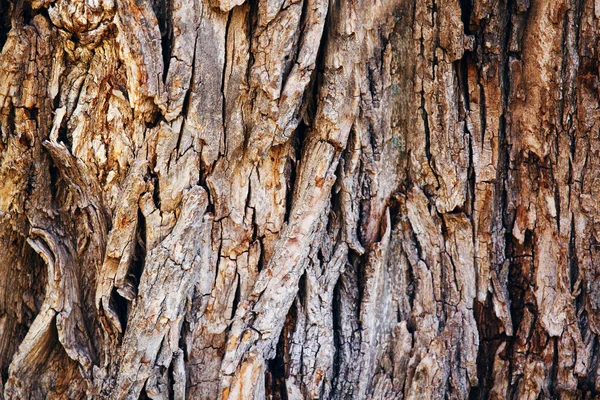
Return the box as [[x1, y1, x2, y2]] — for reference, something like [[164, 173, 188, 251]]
[[1, 0, 599, 399]]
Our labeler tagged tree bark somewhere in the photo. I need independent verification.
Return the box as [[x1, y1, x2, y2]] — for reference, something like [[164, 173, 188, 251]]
[[0, 0, 597, 398]]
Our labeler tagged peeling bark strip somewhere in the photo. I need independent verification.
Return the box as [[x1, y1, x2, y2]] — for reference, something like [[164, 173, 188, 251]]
[[2, 0, 600, 398]]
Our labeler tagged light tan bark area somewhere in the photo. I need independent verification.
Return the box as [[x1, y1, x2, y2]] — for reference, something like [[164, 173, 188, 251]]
[[1, 0, 600, 398]]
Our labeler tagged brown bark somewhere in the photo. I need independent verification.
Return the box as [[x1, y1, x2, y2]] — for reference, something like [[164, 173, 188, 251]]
[[0, 0, 599, 398]]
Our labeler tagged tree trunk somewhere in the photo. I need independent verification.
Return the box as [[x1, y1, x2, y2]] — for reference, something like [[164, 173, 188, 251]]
[[0, 0, 597, 398]]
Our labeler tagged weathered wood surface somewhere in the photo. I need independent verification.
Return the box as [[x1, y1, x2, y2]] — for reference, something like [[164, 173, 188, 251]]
[[1, 0, 600, 398]]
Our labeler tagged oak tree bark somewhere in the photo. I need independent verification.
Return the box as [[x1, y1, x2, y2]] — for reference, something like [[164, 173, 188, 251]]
[[0, 0, 598, 398]]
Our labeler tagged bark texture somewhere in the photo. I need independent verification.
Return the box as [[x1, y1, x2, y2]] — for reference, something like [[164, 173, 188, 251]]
[[0, 0, 599, 398]]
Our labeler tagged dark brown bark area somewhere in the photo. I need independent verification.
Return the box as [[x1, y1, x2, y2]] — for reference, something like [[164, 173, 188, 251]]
[[1, 0, 600, 399]]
